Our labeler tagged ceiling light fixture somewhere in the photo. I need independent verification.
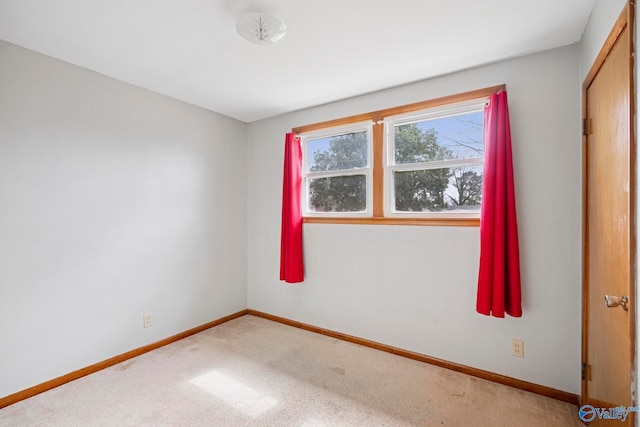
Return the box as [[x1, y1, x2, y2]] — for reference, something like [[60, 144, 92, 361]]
[[236, 12, 287, 45]]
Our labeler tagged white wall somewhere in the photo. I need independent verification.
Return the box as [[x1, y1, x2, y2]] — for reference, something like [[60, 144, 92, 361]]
[[580, 0, 627, 81], [0, 40, 247, 398], [247, 45, 582, 394]]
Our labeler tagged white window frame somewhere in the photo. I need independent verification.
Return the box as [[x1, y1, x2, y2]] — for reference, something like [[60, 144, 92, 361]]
[[301, 121, 374, 217], [383, 99, 487, 218]]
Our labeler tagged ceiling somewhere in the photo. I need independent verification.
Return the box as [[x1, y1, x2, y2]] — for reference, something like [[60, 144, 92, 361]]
[[0, 0, 595, 123]]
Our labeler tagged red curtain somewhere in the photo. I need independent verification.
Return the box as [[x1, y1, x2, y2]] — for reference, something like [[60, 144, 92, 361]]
[[279, 133, 304, 283], [476, 91, 522, 317]]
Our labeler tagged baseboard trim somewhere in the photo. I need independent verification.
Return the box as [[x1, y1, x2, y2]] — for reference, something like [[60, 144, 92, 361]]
[[1, 308, 579, 410], [0, 309, 248, 410], [247, 309, 579, 405]]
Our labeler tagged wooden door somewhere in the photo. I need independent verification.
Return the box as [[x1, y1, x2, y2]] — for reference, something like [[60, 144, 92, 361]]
[[582, 4, 635, 425]]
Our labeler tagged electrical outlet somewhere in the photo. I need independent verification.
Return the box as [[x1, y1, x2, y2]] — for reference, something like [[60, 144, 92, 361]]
[[143, 314, 152, 328], [512, 339, 524, 357]]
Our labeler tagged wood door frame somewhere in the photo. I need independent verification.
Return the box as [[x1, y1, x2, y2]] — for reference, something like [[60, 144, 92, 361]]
[[581, 0, 636, 408]]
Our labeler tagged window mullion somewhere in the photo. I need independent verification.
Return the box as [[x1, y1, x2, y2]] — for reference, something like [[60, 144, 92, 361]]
[[373, 120, 384, 217], [306, 169, 369, 179], [389, 157, 484, 172]]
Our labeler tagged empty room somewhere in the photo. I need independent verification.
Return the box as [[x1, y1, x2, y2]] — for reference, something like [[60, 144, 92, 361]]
[[0, 0, 636, 425]]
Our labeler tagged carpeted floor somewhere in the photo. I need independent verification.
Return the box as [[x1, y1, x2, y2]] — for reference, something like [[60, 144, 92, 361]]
[[0, 315, 582, 426]]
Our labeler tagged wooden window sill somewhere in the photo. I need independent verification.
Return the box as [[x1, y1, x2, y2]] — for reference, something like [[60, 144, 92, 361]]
[[303, 217, 480, 227]]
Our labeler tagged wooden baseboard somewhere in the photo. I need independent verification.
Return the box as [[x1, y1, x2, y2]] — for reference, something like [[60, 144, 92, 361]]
[[247, 309, 580, 405], [0, 309, 248, 410], [1, 308, 579, 410]]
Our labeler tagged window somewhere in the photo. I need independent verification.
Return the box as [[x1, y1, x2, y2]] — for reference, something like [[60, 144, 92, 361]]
[[302, 123, 373, 216], [295, 85, 503, 226], [385, 102, 485, 217]]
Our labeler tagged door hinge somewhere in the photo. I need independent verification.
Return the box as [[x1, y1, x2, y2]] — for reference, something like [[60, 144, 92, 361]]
[[583, 118, 591, 136], [582, 363, 591, 381]]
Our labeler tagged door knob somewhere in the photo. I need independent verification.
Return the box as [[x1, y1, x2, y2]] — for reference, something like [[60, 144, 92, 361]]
[[605, 295, 629, 311]]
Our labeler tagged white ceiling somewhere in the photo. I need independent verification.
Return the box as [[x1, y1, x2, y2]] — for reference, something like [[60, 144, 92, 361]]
[[0, 0, 595, 123]]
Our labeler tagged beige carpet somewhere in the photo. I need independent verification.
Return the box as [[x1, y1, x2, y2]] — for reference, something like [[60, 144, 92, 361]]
[[0, 315, 581, 426]]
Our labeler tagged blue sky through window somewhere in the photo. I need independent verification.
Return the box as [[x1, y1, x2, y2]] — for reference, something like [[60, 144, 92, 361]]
[[411, 110, 484, 160]]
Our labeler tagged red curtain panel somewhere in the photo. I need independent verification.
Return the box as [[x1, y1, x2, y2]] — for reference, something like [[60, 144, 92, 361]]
[[476, 91, 522, 317], [279, 133, 304, 283]]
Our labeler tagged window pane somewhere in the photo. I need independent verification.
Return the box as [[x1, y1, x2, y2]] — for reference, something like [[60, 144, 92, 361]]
[[307, 131, 368, 172], [309, 175, 366, 212], [394, 165, 483, 212], [394, 111, 484, 164]]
